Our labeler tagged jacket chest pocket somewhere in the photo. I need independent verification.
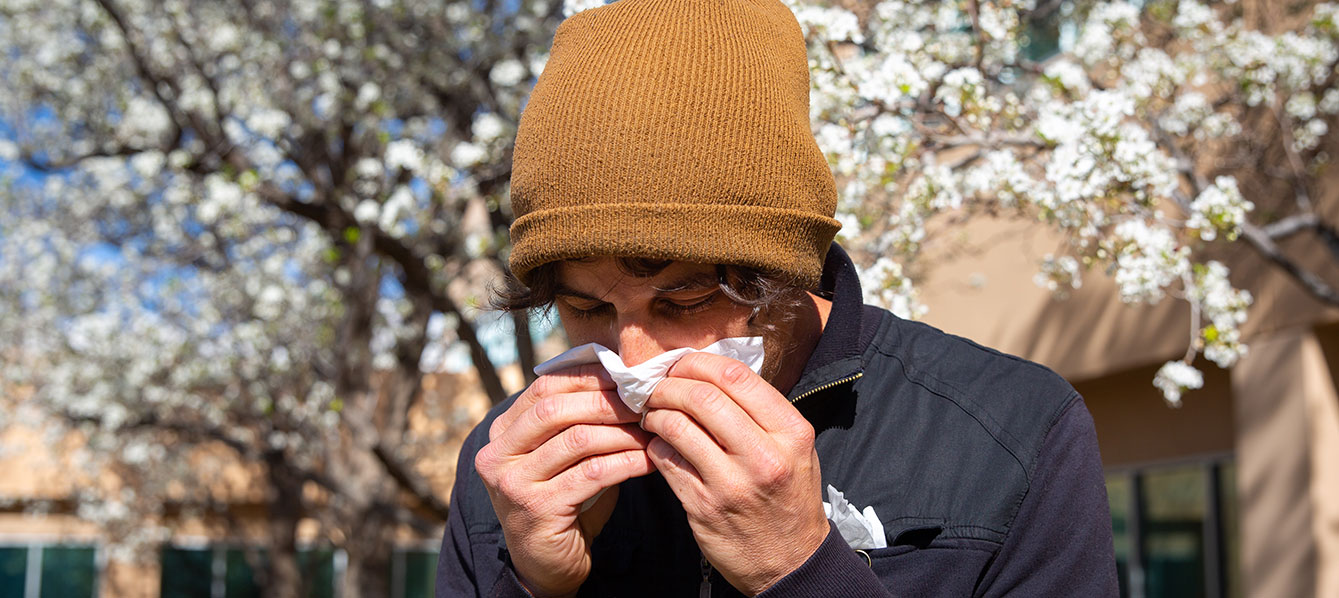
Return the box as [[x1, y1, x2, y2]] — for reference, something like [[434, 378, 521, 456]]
[[860, 544, 995, 597]]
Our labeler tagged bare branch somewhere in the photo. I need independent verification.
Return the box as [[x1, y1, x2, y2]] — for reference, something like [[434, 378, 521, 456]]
[[968, 0, 985, 72], [1270, 95, 1315, 213], [1239, 221, 1339, 306], [1262, 213, 1320, 240], [20, 145, 157, 172], [257, 186, 511, 403], [372, 443, 451, 521]]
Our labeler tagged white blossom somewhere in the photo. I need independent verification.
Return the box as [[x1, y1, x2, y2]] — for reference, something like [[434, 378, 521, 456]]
[[562, 0, 606, 18], [1034, 254, 1083, 295], [451, 142, 487, 168], [1189, 261, 1252, 367], [354, 199, 380, 225], [1110, 220, 1189, 304], [472, 112, 508, 143], [859, 256, 926, 320], [1186, 176, 1253, 241], [1154, 360, 1204, 407], [385, 139, 425, 173], [1044, 59, 1090, 93]]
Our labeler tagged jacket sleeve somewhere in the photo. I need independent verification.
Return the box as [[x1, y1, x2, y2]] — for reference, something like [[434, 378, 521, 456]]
[[755, 520, 895, 598], [435, 419, 536, 598], [973, 397, 1120, 598]]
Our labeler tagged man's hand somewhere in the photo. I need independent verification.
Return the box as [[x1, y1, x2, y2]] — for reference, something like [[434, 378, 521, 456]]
[[641, 352, 830, 596], [474, 365, 656, 597]]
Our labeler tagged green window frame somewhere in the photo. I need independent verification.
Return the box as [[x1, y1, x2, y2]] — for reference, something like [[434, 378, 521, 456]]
[[0, 542, 99, 598], [1106, 453, 1240, 598], [390, 547, 438, 598], [160, 545, 338, 598]]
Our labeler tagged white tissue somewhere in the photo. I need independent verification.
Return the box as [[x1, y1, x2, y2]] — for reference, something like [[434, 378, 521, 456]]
[[822, 485, 887, 550], [533, 336, 766, 414]]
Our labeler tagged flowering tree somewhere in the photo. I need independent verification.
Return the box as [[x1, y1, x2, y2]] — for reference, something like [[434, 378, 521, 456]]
[[791, 0, 1338, 405], [2, 0, 1338, 595], [0, 0, 556, 596]]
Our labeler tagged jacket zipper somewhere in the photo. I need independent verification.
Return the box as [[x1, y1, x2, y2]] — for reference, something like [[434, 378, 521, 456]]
[[689, 372, 860, 598], [699, 553, 712, 598], [789, 372, 863, 404]]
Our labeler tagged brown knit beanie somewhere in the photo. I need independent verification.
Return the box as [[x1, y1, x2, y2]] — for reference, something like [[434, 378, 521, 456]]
[[506, 0, 841, 289]]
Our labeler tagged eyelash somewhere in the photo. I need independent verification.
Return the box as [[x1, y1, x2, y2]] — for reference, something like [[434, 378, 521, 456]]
[[565, 293, 718, 319]]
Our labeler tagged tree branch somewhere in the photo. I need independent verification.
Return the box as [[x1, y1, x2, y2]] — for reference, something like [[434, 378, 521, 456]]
[[372, 443, 451, 521], [1270, 95, 1315, 213], [1262, 213, 1319, 240], [1239, 221, 1339, 306], [258, 187, 510, 403], [20, 145, 157, 172]]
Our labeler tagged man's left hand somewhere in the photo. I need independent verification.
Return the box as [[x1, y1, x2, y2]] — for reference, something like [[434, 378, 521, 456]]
[[641, 351, 830, 596]]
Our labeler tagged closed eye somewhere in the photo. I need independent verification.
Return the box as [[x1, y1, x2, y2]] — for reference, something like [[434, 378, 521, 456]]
[[657, 291, 718, 317], [559, 296, 613, 319]]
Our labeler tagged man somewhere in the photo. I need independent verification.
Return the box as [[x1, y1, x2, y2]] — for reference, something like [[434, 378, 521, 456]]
[[437, 0, 1119, 595]]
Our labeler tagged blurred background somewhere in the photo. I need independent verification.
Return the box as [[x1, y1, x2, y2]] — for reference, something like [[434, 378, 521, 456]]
[[1, 0, 1337, 597]]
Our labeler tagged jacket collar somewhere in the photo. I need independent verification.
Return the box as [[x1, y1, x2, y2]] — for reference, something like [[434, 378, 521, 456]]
[[786, 243, 868, 402]]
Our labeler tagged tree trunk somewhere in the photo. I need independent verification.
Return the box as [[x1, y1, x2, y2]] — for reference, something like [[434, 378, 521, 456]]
[[341, 505, 397, 598], [513, 310, 538, 386], [260, 454, 305, 598]]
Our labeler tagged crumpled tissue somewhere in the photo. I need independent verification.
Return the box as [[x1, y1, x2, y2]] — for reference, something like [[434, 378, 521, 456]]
[[532, 336, 766, 414], [823, 484, 887, 550]]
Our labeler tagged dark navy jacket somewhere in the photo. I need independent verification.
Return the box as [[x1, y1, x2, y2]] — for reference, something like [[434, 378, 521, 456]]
[[437, 245, 1120, 597]]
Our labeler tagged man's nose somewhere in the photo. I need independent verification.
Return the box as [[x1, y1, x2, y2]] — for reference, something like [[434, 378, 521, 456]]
[[616, 325, 669, 368]]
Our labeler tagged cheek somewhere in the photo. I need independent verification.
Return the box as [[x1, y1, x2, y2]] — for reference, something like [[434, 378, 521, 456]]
[[555, 316, 605, 348], [759, 331, 788, 384]]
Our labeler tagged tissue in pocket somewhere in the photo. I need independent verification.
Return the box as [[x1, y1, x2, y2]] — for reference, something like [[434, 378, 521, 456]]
[[533, 336, 766, 413]]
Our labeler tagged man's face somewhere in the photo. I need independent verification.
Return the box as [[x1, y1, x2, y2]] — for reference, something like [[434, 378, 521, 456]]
[[553, 258, 756, 368]]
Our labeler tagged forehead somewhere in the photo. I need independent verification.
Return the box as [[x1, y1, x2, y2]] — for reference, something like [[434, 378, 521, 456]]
[[555, 258, 717, 297]]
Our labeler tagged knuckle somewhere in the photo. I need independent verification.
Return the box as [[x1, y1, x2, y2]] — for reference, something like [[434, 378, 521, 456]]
[[792, 420, 816, 447], [529, 374, 553, 397], [532, 396, 562, 426], [578, 456, 607, 482], [578, 364, 608, 386], [659, 412, 691, 441], [564, 425, 591, 453], [756, 453, 791, 488], [722, 362, 751, 386], [474, 446, 497, 478], [589, 390, 617, 418], [494, 470, 522, 498], [689, 383, 724, 413]]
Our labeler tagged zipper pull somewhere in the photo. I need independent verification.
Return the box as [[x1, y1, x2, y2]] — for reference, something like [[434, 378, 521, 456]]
[[699, 554, 712, 598]]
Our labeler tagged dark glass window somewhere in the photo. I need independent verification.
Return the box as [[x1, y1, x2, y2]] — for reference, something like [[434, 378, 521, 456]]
[[1106, 456, 1237, 598], [1142, 467, 1208, 598], [0, 547, 27, 598], [296, 549, 334, 598], [224, 548, 263, 598], [399, 550, 437, 598], [1107, 475, 1132, 598], [161, 547, 214, 598], [38, 546, 97, 598], [162, 545, 333, 598]]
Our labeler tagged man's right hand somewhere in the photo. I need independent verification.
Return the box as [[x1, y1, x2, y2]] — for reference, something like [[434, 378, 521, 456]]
[[473, 364, 655, 598]]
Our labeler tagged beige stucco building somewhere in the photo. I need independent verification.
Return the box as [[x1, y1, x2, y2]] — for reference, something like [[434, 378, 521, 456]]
[[914, 213, 1339, 598], [3, 212, 1337, 597]]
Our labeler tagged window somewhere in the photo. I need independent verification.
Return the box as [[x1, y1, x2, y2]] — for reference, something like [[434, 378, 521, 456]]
[[390, 549, 437, 598], [0, 543, 98, 598], [160, 546, 336, 598], [1106, 456, 1240, 598]]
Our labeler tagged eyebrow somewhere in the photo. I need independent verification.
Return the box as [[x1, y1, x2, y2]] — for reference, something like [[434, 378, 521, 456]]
[[553, 283, 601, 301], [554, 272, 718, 300], [651, 272, 719, 294]]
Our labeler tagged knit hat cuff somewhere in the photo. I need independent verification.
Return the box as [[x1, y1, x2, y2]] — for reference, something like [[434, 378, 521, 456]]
[[509, 203, 841, 289]]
